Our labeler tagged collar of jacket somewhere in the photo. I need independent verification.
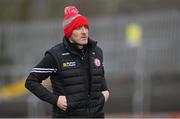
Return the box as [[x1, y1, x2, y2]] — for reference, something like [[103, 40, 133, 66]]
[[63, 36, 97, 56]]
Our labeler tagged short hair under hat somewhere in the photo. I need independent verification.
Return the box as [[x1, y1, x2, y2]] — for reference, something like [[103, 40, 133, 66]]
[[62, 6, 89, 38]]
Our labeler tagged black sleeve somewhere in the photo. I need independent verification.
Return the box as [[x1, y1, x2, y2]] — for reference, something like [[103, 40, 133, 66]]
[[25, 53, 59, 105], [101, 67, 109, 91], [100, 48, 109, 91]]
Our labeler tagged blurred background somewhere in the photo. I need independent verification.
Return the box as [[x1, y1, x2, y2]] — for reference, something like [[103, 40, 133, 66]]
[[0, 0, 180, 118]]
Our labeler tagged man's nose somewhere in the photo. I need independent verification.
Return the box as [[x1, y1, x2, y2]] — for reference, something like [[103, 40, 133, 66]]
[[81, 27, 87, 33]]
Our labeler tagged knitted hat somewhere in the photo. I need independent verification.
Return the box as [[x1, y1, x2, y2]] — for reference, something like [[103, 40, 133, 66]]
[[62, 6, 89, 38]]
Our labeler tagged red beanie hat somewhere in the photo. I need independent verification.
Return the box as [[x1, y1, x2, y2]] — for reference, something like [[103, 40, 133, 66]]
[[62, 6, 89, 38]]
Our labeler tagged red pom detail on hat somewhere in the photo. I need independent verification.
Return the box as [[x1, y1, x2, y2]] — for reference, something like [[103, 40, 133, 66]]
[[64, 6, 79, 19], [63, 6, 89, 38]]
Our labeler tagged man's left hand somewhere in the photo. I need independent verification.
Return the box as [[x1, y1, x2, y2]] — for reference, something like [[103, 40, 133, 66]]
[[101, 90, 109, 103]]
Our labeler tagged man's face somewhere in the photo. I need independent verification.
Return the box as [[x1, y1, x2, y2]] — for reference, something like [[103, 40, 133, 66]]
[[70, 25, 89, 45]]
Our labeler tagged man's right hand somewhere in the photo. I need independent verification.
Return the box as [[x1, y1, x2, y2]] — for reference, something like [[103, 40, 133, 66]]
[[57, 96, 67, 111]]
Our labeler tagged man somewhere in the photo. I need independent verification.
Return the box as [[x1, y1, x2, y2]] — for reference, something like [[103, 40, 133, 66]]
[[25, 6, 109, 118]]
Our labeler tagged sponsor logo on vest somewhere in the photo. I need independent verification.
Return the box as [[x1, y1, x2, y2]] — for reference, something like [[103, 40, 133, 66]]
[[63, 61, 76, 68], [62, 52, 70, 56], [94, 58, 101, 67]]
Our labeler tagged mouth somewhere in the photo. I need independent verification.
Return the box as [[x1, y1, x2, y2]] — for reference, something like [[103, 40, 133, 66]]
[[81, 36, 87, 39]]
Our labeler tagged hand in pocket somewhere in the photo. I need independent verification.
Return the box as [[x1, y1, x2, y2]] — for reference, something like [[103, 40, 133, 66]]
[[101, 90, 109, 103], [57, 96, 67, 111]]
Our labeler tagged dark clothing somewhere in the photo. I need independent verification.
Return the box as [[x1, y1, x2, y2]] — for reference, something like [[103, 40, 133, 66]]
[[25, 37, 108, 118]]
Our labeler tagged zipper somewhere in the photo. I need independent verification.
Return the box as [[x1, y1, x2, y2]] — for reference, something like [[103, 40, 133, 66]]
[[81, 56, 84, 60], [87, 52, 92, 117], [87, 94, 90, 117], [80, 49, 85, 60], [80, 49, 91, 117]]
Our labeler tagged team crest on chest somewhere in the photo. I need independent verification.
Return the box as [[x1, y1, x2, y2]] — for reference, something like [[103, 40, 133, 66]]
[[94, 58, 101, 67]]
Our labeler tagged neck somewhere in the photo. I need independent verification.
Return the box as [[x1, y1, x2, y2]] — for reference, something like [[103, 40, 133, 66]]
[[78, 45, 84, 49]]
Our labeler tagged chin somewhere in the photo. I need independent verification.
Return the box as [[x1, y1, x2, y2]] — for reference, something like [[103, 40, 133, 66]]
[[79, 41, 88, 45], [81, 42, 88, 45]]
